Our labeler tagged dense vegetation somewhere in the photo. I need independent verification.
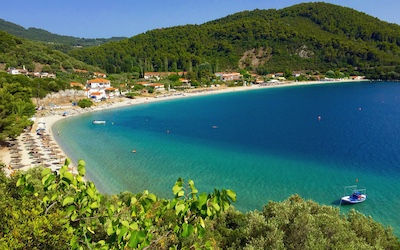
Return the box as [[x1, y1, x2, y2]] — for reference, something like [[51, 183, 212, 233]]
[[68, 2, 400, 79], [0, 18, 126, 52], [0, 30, 101, 73], [0, 72, 70, 141], [0, 161, 398, 249]]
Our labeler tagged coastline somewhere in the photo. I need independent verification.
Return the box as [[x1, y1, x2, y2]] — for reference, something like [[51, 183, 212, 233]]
[[0, 79, 367, 177]]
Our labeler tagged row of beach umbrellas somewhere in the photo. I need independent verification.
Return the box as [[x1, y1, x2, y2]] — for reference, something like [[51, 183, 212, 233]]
[[6, 130, 66, 171]]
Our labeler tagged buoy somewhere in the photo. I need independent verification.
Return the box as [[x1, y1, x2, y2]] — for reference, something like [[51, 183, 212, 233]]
[[318, 116, 321, 121]]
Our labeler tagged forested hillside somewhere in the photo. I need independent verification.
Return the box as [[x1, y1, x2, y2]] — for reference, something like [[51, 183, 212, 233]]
[[68, 2, 400, 79], [0, 18, 126, 52], [0, 31, 100, 73]]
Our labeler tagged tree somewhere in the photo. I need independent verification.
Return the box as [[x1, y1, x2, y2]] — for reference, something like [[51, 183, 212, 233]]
[[2, 163, 399, 249], [16, 159, 236, 249], [77, 99, 93, 108]]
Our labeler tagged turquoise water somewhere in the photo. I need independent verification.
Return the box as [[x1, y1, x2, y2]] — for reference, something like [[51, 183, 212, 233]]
[[53, 81, 400, 235]]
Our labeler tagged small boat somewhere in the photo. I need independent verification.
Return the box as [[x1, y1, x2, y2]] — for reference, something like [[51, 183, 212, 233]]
[[92, 120, 106, 124], [341, 185, 367, 204]]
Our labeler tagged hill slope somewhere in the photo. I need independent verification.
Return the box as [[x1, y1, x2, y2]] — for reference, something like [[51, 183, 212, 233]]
[[0, 18, 126, 51], [68, 2, 400, 78], [0, 30, 100, 73]]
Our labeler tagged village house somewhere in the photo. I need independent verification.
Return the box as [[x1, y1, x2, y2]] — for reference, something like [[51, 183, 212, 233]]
[[7, 66, 56, 78], [266, 73, 276, 79], [215, 72, 241, 82], [144, 72, 170, 81], [86, 78, 119, 101], [94, 72, 107, 78], [136, 82, 151, 87], [7, 66, 29, 75], [350, 76, 365, 80], [33, 72, 56, 78], [150, 83, 165, 91], [136, 82, 165, 91], [292, 71, 302, 77], [179, 78, 191, 88]]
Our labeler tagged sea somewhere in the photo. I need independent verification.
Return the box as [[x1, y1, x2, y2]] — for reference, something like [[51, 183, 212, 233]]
[[53, 81, 400, 235]]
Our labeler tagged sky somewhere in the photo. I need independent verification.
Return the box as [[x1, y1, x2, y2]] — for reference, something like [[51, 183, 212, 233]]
[[1, 0, 399, 39]]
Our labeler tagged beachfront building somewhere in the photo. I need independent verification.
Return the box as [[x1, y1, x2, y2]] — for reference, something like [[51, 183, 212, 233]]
[[350, 76, 365, 80], [151, 83, 165, 91], [86, 78, 120, 101], [215, 72, 241, 82], [136, 82, 166, 91]]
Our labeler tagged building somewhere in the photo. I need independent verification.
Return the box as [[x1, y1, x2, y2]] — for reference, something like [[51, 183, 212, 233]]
[[215, 72, 241, 81], [7, 66, 28, 75], [94, 72, 107, 78], [150, 83, 165, 91], [144, 72, 171, 81], [86, 78, 119, 100]]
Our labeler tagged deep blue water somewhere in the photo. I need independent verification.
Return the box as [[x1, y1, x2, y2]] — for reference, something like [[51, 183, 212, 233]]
[[53, 81, 400, 235]]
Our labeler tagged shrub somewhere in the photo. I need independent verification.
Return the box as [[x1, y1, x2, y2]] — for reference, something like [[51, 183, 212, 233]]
[[77, 98, 93, 108]]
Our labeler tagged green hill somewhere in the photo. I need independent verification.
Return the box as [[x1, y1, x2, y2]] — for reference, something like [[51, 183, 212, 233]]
[[0, 18, 126, 52], [0, 30, 100, 73], [68, 2, 400, 79]]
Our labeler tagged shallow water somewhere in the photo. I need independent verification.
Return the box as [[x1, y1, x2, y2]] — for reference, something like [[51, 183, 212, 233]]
[[53, 81, 400, 235]]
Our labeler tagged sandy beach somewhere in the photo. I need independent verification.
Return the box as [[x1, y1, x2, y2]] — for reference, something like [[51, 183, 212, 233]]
[[0, 79, 366, 176]]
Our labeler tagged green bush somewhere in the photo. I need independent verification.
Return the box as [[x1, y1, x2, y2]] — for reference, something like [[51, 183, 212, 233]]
[[77, 98, 93, 108]]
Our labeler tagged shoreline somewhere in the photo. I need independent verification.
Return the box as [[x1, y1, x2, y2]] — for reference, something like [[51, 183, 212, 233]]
[[0, 79, 368, 177]]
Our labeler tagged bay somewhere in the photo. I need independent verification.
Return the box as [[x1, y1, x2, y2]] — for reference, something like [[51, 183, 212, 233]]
[[53, 81, 400, 235]]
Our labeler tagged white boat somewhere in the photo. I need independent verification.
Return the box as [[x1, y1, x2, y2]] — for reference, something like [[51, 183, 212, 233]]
[[92, 120, 106, 124], [341, 185, 367, 204]]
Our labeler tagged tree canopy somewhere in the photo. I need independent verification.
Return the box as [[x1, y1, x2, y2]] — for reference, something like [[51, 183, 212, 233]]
[[67, 2, 400, 79], [0, 161, 398, 249], [0, 72, 71, 141]]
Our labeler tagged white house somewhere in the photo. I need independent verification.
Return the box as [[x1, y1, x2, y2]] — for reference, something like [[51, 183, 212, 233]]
[[150, 83, 165, 91], [215, 72, 241, 81], [7, 66, 28, 75], [86, 78, 119, 100]]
